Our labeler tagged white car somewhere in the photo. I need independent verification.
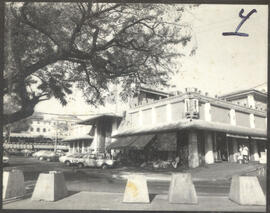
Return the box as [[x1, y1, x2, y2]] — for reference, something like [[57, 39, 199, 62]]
[[59, 153, 85, 166], [77, 154, 115, 169]]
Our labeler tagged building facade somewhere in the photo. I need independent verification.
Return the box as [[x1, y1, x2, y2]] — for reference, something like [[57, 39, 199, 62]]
[[62, 113, 122, 154], [111, 87, 267, 168], [4, 112, 80, 151]]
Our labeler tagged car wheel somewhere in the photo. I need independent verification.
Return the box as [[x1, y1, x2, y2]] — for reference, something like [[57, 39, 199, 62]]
[[65, 161, 71, 166], [102, 164, 108, 169], [77, 163, 84, 168], [39, 157, 44, 161]]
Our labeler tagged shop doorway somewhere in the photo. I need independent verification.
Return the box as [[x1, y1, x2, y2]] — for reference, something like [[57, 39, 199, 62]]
[[215, 132, 228, 161], [176, 131, 189, 167]]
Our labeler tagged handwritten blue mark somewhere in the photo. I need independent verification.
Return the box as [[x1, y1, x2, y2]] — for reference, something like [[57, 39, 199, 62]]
[[222, 9, 257, 37]]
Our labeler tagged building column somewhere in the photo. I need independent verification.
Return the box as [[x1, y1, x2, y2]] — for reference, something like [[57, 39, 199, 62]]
[[96, 119, 106, 153], [204, 131, 214, 164], [247, 94, 255, 108], [188, 130, 199, 168], [250, 139, 259, 161], [229, 138, 238, 162], [139, 110, 143, 127], [72, 142, 75, 153], [230, 109, 236, 126], [204, 103, 212, 121], [166, 103, 172, 122], [82, 141, 85, 153], [213, 132, 218, 161], [152, 107, 156, 124], [250, 114, 255, 128]]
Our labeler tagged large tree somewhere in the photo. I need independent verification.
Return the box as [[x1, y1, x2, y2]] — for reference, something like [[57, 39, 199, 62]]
[[3, 2, 194, 125]]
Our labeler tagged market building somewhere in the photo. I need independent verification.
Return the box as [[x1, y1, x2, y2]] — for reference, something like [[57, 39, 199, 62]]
[[110, 87, 267, 168], [62, 113, 122, 154]]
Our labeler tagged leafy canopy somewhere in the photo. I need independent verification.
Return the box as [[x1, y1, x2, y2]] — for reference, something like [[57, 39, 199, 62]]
[[4, 2, 193, 125]]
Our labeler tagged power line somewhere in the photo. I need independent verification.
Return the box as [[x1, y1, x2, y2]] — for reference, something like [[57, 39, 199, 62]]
[[250, 82, 267, 89]]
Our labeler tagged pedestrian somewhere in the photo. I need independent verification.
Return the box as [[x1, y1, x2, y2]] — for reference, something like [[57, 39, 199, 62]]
[[238, 145, 243, 164], [242, 145, 249, 163]]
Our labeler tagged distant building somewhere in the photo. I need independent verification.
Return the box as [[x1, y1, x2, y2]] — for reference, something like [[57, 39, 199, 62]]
[[4, 112, 80, 151], [220, 89, 267, 112], [26, 112, 80, 138]]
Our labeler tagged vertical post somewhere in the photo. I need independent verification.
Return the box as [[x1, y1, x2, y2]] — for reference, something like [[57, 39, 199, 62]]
[[54, 121, 58, 153], [231, 138, 238, 162], [72, 142, 75, 153], [226, 135, 229, 161], [96, 119, 106, 153], [188, 130, 199, 168], [213, 132, 218, 161], [204, 131, 214, 164]]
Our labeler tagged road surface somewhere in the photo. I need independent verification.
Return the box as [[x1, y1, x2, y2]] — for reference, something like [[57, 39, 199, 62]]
[[4, 156, 265, 197]]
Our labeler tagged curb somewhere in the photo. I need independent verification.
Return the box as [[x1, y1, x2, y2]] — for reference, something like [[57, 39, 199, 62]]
[[111, 165, 265, 182], [111, 173, 228, 182]]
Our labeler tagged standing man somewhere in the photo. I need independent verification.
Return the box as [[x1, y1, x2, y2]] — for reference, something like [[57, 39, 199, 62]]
[[242, 145, 249, 163]]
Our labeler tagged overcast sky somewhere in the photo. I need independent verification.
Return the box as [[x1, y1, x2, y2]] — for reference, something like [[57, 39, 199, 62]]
[[36, 4, 268, 115]]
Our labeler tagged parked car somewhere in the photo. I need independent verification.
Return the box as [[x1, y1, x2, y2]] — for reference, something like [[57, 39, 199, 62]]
[[33, 150, 58, 162], [59, 153, 85, 166], [21, 149, 34, 157], [6, 149, 23, 156], [3, 151, 9, 165], [55, 150, 66, 157], [77, 154, 115, 169]]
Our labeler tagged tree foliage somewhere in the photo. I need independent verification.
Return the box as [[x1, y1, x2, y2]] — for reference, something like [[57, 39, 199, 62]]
[[4, 2, 194, 125]]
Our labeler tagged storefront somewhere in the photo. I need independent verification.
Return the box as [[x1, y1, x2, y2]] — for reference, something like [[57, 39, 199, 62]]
[[62, 135, 94, 153]]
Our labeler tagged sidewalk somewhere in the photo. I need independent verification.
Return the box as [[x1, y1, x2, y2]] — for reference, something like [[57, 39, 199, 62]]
[[3, 191, 266, 212], [109, 162, 265, 182]]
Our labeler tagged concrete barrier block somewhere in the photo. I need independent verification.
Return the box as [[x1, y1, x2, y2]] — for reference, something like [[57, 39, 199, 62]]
[[168, 173, 198, 204], [229, 175, 266, 206], [31, 171, 68, 202], [123, 175, 149, 203], [2, 170, 25, 200]]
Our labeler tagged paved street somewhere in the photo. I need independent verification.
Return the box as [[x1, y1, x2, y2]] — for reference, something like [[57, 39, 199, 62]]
[[3, 156, 266, 211], [4, 156, 266, 197]]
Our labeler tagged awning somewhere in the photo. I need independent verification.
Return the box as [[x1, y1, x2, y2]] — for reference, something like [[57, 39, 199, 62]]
[[77, 113, 122, 125], [106, 136, 139, 150], [8, 133, 53, 140], [62, 135, 94, 142], [226, 134, 268, 141], [226, 134, 249, 139], [252, 137, 267, 141], [112, 119, 267, 138], [128, 134, 155, 150]]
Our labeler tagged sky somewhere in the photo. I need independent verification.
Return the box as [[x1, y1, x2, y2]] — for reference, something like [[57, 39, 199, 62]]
[[36, 4, 268, 115]]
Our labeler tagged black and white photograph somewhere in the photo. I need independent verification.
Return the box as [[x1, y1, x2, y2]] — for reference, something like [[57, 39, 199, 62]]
[[2, 1, 268, 211]]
